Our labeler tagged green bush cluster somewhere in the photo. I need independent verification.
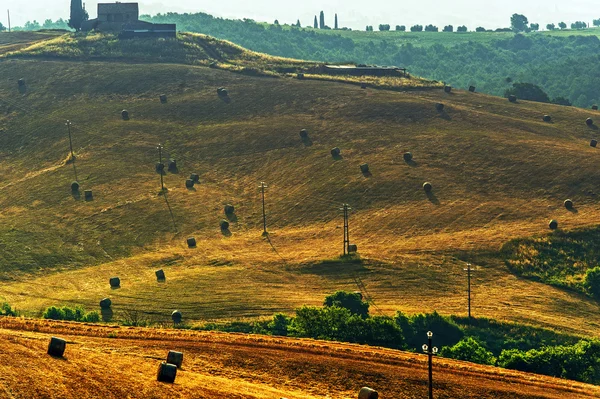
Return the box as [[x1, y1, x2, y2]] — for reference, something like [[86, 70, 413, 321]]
[[0, 302, 18, 316], [43, 305, 100, 323]]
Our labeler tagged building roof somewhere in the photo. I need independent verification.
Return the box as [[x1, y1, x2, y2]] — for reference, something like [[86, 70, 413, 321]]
[[98, 2, 139, 14]]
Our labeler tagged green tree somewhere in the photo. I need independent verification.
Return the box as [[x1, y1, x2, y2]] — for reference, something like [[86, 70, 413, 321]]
[[378, 24, 391, 31], [410, 24, 423, 32], [267, 313, 291, 336], [68, 0, 88, 31], [313, 16, 318, 29], [424, 24, 438, 32], [530, 23, 539, 31], [441, 337, 496, 365], [296, 19, 301, 27], [365, 25, 373, 32], [334, 14, 338, 30], [475, 26, 486, 32], [395, 25, 406, 31], [324, 291, 369, 318], [319, 11, 325, 29], [571, 21, 587, 29], [510, 13, 529, 32], [505, 82, 550, 103], [457, 25, 467, 32], [0, 303, 17, 316], [273, 20, 279, 25], [0, 22, 5, 32], [546, 23, 555, 30], [594, 19, 600, 27], [552, 96, 572, 106], [443, 25, 453, 32], [585, 266, 600, 298], [558, 21, 567, 29]]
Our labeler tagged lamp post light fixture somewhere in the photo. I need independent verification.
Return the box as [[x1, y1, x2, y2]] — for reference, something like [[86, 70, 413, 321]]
[[422, 330, 438, 399]]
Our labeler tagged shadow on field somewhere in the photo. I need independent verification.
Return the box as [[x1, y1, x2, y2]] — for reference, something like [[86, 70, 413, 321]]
[[405, 159, 418, 167], [101, 308, 114, 322], [221, 228, 232, 237], [427, 191, 440, 205]]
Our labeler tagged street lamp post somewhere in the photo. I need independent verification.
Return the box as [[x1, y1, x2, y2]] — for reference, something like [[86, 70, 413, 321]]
[[422, 331, 438, 399]]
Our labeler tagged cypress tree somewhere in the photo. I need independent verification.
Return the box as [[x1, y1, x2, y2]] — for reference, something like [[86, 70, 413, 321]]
[[335, 14, 338, 30], [314, 16, 318, 29], [319, 11, 325, 29], [296, 19, 301, 27], [68, 0, 88, 31]]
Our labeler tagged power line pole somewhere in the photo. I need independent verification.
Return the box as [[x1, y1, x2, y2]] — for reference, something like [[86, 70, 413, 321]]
[[340, 203, 351, 255], [259, 181, 268, 236], [463, 263, 475, 321], [157, 144, 164, 192], [7, 10, 10, 32], [65, 120, 74, 160]]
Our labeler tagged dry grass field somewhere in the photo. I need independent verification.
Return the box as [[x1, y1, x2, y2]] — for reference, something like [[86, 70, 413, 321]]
[[0, 32, 599, 340], [0, 317, 599, 399]]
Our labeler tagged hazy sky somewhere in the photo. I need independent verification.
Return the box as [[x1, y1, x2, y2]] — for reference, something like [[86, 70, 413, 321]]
[[3, 0, 599, 30]]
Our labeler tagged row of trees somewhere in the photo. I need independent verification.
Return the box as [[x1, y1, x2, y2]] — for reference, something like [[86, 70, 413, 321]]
[[310, 11, 339, 30]]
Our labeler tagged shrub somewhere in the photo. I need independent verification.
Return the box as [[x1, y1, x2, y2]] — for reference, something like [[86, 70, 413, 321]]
[[267, 313, 291, 336], [44, 305, 101, 323], [401, 311, 464, 349], [43, 306, 66, 320], [585, 266, 600, 298], [324, 291, 369, 318], [441, 337, 496, 365], [0, 303, 18, 316]]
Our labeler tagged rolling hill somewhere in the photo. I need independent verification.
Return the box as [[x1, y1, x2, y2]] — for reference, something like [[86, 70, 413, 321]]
[[0, 30, 599, 343]]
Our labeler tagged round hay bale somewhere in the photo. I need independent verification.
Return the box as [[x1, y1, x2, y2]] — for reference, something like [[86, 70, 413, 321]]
[[168, 159, 177, 172], [508, 95, 517, 103], [297, 73, 305, 80], [171, 310, 182, 324], [444, 85, 452, 93], [403, 152, 413, 162], [84, 190, 93, 201], [109, 277, 121, 288], [220, 220, 230, 230], [548, 219, 558, 230], [435, 103, 444, 111], [543, 115, 552, 122], [469, 86, 476, 92], [331, 147, 341, 157], [593, 105, 598, 110], [348, 244, 358, 253], [121, 110, 129, 120], [157, 362, 177, 383], [47, 337, 66, 357], [18, 79, 25, 87], [423, 182, 433, 193], [358, 387, 378, 399], [187, 237, 197, 248], [564, 199, 574, 210], [224, 204, 235, 215], [167, 350, 184, 368], [155, 269, 166, 281], [299, 129, 309, 139], [586, 118, 594, 126], [361, 82, 367, 89], [185, 179, 195, 188], [156, 163, 165, 173], [99, 298, 112, 309], [71, 181, 80, 192], [217, 87, 228, 97], [190, 173, 200, 183], [360, 164, 369, 173], [160, 94, 167, 104], [591, 139, 598, 148]]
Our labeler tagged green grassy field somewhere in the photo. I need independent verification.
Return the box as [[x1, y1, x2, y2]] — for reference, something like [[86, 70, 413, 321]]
[[0, 33, 600, 338]]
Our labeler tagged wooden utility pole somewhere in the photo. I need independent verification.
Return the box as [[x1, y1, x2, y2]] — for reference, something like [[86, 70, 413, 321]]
[[157, 144, 164, 191], [464, 263, 475, 320], [7, 10, 10, 32], [340, 203, 351, 255], [259, 181, 268, 235], [65, 120, 74, 160]]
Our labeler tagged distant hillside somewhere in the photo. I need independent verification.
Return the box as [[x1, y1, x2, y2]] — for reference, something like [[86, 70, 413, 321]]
[[141, 12, 600, 107]]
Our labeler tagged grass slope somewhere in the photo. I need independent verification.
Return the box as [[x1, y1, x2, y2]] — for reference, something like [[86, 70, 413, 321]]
[[0, 34, 599, 337], [0, 317, 598, 399]]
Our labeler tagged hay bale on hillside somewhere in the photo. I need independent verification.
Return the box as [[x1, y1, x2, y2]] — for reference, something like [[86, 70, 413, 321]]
[[190, 173, 200, 183], [591, 139, 598, 148], [358, 387, 378, 399], [508, 95, 517, 103], [171, 310, 182, 324], [156, 163, 165, 173], [299, 129, 309, 139], [348, 244, 358, 253], [157, 362, 177, 383], [586, 118, 594, 126], [593, 105, 598, 110], [469, 86, 476, 92], [217, 87, 228, 97], [121, 110, 129, 120], [167, 351, 184, 368], [160, 94, 168, 104], [403, 152, 413, 162], [187, 237, 197, 248], [71, 181, 80, 192], [18, 79, 25, 87], [361, 82, 367, 89], [423, 182, 433, 193], [360, 164, 369, 173], [444, 85, 452, 93], [331, 147, 341, 157], [220, 220, 230, 230], [47, 337, 66, 357], [99, 298, 112, 309], [435, 103, 444, 111], [543, 115, 552, 122], [185, 179, 195, 188], [84, 190, 93, 201], [168, 159, 177, 172], [155, 269, 166, 281], [564, 199, 574, 210], [297, 73, 305, 80], [548, 219, 558, 230], [224, 204, 235, 215], [109, 277, 121, 288]]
